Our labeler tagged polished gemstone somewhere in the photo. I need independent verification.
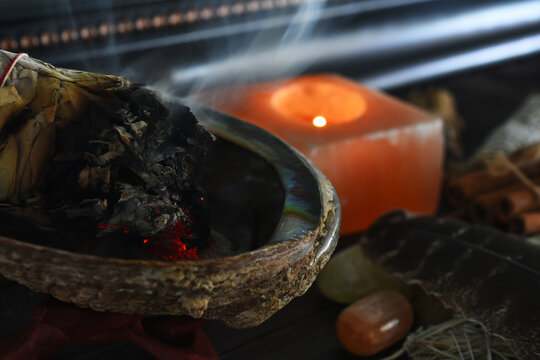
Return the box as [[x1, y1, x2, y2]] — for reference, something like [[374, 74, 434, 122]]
[[317, 244, 404, 303], [336, 290, 413, 356]]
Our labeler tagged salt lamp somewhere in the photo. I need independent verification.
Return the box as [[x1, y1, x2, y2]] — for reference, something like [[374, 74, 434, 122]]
[[193, 74, 443, 234]]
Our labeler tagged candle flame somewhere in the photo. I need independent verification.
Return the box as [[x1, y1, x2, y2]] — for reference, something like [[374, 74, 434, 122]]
[[312, 116, 327, 127]]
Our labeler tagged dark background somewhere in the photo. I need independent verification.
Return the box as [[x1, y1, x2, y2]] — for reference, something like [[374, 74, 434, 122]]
[[2, 0, 540, 358]]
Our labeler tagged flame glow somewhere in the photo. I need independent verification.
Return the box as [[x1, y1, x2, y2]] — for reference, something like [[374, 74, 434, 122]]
[[312, 116, 327, 127]]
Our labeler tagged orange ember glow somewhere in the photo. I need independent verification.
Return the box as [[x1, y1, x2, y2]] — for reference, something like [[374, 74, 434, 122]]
[[98, 220, 199, 260], [143, 220, 199, 260]]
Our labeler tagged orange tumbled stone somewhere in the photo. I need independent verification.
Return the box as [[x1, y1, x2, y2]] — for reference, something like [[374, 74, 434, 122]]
[[192, 75, 443, 234], [336, 290, 413, 356]]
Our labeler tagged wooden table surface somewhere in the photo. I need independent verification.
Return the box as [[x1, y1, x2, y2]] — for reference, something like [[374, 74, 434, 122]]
[[1, 53, 540, 359]]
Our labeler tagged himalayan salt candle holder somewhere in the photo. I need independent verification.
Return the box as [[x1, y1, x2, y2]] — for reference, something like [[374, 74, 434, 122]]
[[194, 74, 444, 234]]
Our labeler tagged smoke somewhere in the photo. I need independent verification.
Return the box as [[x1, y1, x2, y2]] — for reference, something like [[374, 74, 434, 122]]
[[146, 0, 326, 99], [86, 0, 434, 97]]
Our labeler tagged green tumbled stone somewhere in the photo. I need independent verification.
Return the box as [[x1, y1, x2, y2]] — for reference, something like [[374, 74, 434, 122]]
[[317, 244, 404, 303]]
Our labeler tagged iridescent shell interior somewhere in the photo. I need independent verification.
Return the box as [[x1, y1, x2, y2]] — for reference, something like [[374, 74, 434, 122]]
[[0, 105, 340, 327]]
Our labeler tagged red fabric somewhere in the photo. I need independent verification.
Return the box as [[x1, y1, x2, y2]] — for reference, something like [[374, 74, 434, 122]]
[[0, 298, 219, 360]]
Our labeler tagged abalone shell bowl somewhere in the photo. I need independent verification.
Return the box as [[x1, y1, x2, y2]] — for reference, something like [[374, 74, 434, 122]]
[[0, 105, 340, 328]]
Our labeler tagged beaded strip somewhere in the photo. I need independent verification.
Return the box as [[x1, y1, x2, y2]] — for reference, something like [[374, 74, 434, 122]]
[[0, 0, 314, 51]]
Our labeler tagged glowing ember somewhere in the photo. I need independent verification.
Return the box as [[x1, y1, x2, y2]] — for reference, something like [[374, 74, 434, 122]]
[[312, 116, 327, 127], [142, 220, 200, 261], [98, 221, 200, 261]]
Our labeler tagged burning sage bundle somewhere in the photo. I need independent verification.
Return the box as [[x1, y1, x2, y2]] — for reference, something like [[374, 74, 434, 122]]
[[0, 51, 211, 255]]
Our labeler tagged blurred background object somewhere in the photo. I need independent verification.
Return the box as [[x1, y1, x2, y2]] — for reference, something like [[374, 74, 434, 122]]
[[2, 0, 540, 94]]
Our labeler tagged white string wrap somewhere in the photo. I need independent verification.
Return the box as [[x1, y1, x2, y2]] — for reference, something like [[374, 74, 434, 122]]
[[0, 53, 28, 88]]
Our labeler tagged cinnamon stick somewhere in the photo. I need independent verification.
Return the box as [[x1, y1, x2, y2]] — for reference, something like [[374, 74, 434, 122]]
[[446, 157, 540, 206], [446, 170, 521, 206], [509, 211, 540, 235], [469, 184, 522, 225], [498, 187, 540, 220], [446, 170, 498, 205]]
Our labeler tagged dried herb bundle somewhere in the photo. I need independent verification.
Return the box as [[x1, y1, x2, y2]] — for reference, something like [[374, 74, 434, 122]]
[[0, 51, 211, 251], [384, 317, 518, 360]]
